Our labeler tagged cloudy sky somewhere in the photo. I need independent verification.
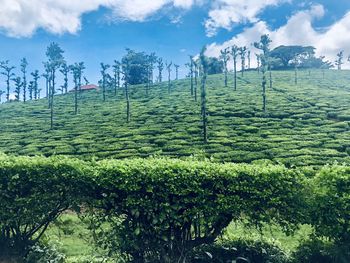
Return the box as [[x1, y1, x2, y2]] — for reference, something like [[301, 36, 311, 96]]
[[0, 0, 350, 87]]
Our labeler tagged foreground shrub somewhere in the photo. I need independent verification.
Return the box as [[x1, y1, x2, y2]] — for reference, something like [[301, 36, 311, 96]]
[[90, 158, 306, 262], [293, 239, 350, 263], [0, 154, 91, 260], [191, 238, 291, 263], [25, 242, 65, 263], [308, 165, 350, 243]]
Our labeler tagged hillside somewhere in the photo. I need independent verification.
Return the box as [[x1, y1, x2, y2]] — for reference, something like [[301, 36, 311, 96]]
[[1, 69, 350, 166]]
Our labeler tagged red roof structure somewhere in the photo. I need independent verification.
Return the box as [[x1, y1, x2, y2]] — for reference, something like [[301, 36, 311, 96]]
[[69, 84, 99, 92]]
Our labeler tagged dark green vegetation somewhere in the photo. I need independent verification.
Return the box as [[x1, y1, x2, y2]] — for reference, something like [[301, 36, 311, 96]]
[[1, 154, 349, 262], [1, 70, 350, 166]]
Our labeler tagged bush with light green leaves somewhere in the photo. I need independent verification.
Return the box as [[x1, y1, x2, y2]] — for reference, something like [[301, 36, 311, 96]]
[[89, 158, 307, 263]]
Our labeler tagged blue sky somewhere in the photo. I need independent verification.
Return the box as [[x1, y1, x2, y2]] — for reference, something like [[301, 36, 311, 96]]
[[0, 0, 350, 92]]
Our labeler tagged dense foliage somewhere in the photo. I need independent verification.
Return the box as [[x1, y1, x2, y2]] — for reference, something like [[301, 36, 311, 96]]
[[0, 154, 350, 261], [0, 154, 90, 260], [89, 158, 305, 262]]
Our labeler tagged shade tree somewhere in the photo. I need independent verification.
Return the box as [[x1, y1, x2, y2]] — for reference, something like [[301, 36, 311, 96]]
[[199, 48, 208, 143], [157, 57, 164, 83], [112, 60, 121, 96], [0, 61, 16, 102], [166, 61, 172, 93], [220, 48, 230, 87], [254, 34, 272, 112], [335, 51, 344, 70], [45, 42, 65, 129], [31, 70, 40, 100], [60, 63, 69, 94], [100, 63, 110, 102], [231, 45, 239, 91], [20, 58, 28, 102], [238, 46, 247, 77], [12, 76, 23, 101]]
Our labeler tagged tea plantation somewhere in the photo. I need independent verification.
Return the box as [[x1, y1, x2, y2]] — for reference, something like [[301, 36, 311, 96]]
[[1, 69, 350, 166]]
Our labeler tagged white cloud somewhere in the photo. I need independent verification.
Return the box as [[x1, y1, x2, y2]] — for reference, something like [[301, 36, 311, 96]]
[[206, 4, 350, 69], [204, 0, 289, 37], [0, 0, 196, 37]]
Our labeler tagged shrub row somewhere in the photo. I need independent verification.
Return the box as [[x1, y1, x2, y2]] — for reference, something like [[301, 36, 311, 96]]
[[0, 154, 349, 262]]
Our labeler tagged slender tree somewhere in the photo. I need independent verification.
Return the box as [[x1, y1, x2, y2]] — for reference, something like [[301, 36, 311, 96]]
[[0, 61, 16, 101], [194, 59, 199, 101], [70, 63, 84, 114], [247, 50, 251, 69], [112, 60, 121, 96], [220, 48, 230, 87], [12, 76, 23, 101], [256, 53, 260, 73], [122, 60, 131, 122], [239, 46, 247, 77], [174, 64, 180, 80], [157, 58, 164, 83], [45, 42, 65, 129], [20, 58, 28, 102], [189, 56, 194, 96], [231, 45, 239, 91], [31, 70, 40, 100], [60, 63, 69, 94], [199, 48, 209, 143], [42, 64, 50, 102], [28, 81, 34, 100], [254, 34, 272, 112], [100, 63, 110, 102], [166, 61, 172, 93], [335, 51, 344, 70]]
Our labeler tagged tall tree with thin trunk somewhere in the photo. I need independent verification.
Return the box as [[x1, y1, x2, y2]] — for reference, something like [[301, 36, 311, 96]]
[[194, 59, 199, 101], [31, 70, 40, 100], [335, 51, 344, 70], [157, 58, 164, 83], [239, 46, 247, 77], [256, 53, 260, 73], [112, 60, 121, 96], [28, 81, 34, 100], [166, 61, 172, 93], [189, 56, 194, 96], [254, 34, 272, 112], [174, 64, 179, 80], [13, 76, 23, 101], [122, 60, 131, 122], [60, 63, 69, 94], [70, 62, 85, 114], [45, 42, 65, 129], [199, 48, 208, 143], [42, 64, 50, 102], [100, 63, 110, 102], [0, 61, 16, 102], [231, 45, 239, 91], [20, 58, 28, 102], [247, 50, 251, 69], [220, 48, 230, 87]]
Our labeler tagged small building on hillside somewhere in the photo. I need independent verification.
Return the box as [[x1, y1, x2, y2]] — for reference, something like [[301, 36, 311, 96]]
[[69, 84, 99, 92]]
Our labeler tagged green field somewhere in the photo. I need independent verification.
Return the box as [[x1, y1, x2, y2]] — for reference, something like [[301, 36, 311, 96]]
[[1, 69, 350, 166]]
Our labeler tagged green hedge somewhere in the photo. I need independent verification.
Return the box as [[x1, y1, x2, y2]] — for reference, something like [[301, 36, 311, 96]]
[[309, 165, 350, 243], [0, 154, 91, 260], [90, 159, 306, 262], [1, 154, 350, 262]]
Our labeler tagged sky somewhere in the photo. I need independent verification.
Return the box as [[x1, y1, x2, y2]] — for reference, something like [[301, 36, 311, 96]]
[[1, 0, 350, 93]]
